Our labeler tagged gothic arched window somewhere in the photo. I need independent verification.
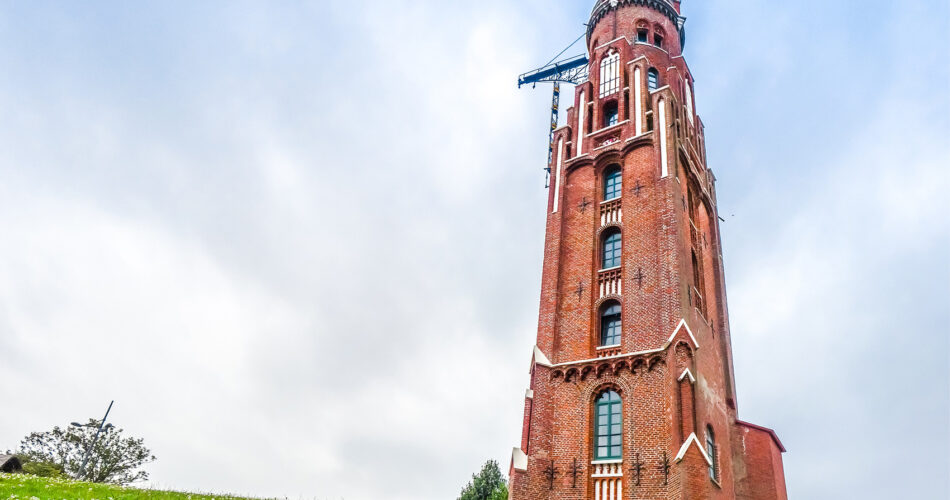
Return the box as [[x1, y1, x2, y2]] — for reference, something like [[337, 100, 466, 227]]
[[600, 302, 622, 347], [648, 68, 660, 91], [602, 230, 622, 269], [603, 166, 622, 201], [706, 426, 719, 481], [595, 390, 622, 459], [600, 51, 621, 98], [636, 21, 649, 43]]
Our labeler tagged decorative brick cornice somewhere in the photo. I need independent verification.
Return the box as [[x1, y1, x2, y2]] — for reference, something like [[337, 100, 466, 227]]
[[550, 351, 666, 383], [588, 0, 684, 42]]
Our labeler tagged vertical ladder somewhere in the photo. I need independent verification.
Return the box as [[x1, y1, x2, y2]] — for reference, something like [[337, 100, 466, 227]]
[[546, 82, 561, 187]]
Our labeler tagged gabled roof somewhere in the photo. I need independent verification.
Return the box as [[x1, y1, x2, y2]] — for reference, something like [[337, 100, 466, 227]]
[[0, 455, 22, 473], [736, 420, 787, 453]]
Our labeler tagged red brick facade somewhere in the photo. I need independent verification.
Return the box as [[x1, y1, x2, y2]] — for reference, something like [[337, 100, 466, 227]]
[[508, 1, 788, 499]]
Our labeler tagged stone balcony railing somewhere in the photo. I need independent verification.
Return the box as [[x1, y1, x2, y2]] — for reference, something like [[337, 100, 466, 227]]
[[596, 345, 622, 358], [600, 198, 622, 227], [598, 268, 622, 298], [591, 460, 623, 500]]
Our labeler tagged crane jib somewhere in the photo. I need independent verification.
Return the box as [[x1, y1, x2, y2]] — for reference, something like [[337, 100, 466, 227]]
[[518, 54, 590, 87]]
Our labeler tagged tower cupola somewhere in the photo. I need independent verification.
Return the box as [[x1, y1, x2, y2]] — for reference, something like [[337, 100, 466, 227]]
[[588, 0, 687, 50]]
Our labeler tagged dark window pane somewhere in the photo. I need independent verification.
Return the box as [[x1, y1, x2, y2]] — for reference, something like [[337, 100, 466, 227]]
[[604, 168, 622, 200], [648, 69, 659, 91], [602, 232, 622, 268], [605, 106, 619, 127], [601, 304, 622, 346]]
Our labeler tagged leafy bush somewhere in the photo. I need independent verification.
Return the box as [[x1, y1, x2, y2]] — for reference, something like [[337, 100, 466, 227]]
[[20, 457, 65, 478], [459, 460, 508, 500]]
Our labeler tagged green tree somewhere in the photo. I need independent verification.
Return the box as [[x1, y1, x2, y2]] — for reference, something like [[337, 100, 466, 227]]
[[18, 419, 155, 485], [459, 460, 508, 500]]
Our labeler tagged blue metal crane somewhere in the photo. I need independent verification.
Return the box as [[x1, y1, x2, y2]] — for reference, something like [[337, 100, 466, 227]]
[[518, 35, 590, 186]]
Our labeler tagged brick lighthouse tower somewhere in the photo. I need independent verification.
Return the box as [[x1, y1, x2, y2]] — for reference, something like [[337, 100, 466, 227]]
[[508, 1, 788, 499]]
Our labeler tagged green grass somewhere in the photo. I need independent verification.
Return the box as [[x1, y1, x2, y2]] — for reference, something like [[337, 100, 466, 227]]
[[0, 473, 270, 500]]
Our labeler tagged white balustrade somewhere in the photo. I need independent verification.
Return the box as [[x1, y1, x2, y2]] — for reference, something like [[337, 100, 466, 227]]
[[591, 461, 623, 500], [600, 199, 622, 226], [599, 269, 622, 298]]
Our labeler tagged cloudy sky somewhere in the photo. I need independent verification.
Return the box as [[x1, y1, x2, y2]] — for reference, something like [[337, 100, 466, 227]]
[[0, 0, 947, 499]]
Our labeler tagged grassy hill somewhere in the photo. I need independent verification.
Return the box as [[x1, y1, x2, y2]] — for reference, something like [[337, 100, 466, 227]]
[[0, 473, 268, 500]]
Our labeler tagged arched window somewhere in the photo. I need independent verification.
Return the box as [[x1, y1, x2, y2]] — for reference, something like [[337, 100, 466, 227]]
[[602, 229, 622, 269], [595, 390, 622, 459], [603, 166, 622, 201], [648, 68, 659, 91], [654, 25, 665, 49], [600, 51, 621, 98], [636, 21, 649, 43], [600, 302, 622, 346], [706, 426, 719, 481]]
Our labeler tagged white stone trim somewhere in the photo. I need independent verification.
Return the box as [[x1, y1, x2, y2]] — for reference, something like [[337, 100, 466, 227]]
[[674, 433, 713, 465], [578, 91, 587, 155], [525, 389, 534, 399], [538, 320, 699, 370], [678, 368, 696, 383], [685, 80, 694, 124], [590, 458, 624, 465], [659, 98, 669, 177], [666, 318, 699, 349], [594, 36, 630, 51], [533, 346, 553, 367], [553, 138, 564, 213], [634, 67, 643, 135], [512, 447, 528, 471]]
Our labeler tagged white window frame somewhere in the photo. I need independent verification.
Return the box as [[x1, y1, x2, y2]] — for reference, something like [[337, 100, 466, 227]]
[[599, 51, 621, 98]]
